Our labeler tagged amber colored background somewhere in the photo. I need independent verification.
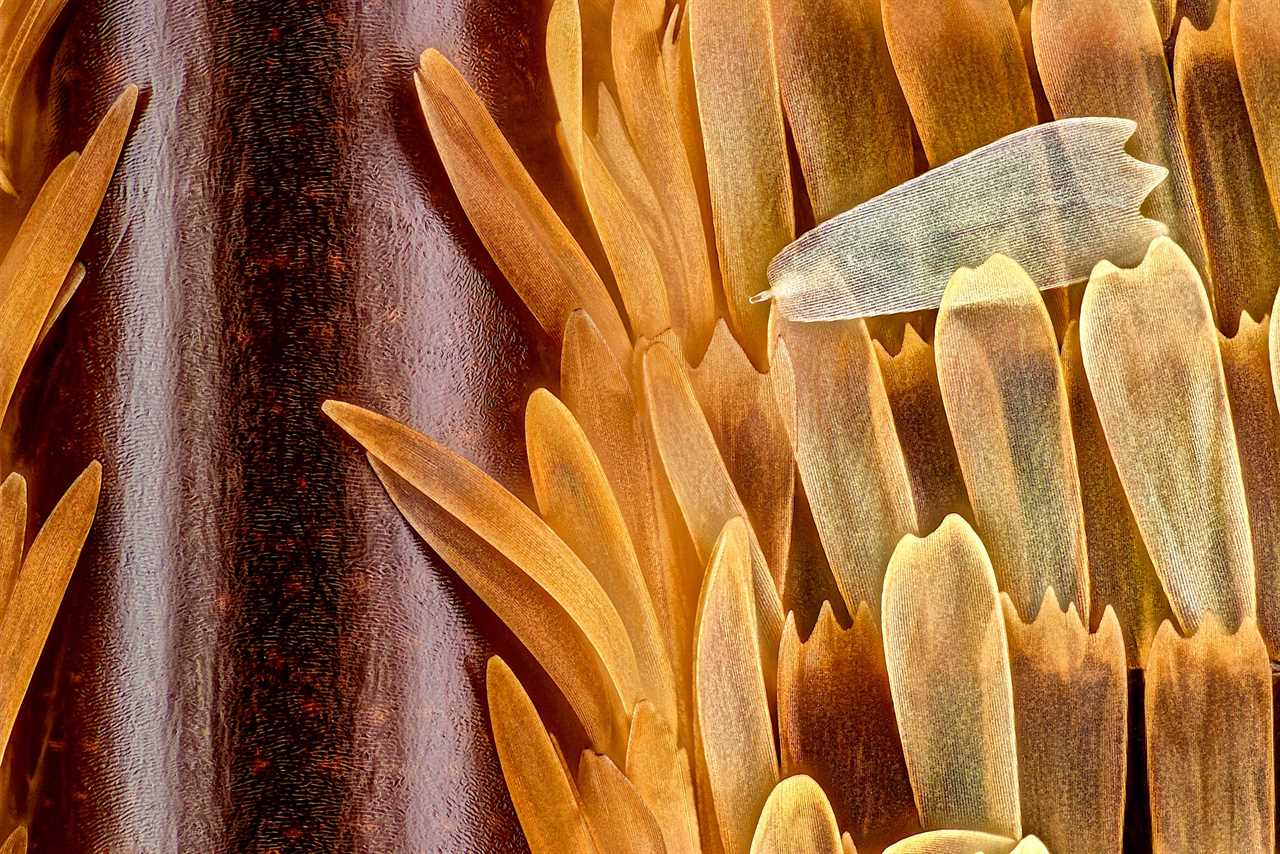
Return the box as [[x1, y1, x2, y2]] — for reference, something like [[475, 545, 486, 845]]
[[6, 0, 572, 850]]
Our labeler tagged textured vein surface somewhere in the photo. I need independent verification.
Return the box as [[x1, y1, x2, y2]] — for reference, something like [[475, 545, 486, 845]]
[[18, 5, 565, 845]]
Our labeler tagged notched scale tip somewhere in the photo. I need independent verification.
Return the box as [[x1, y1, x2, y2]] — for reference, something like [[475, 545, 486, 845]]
[[765, 118, 1172, 322], [1000, 587, 1071, 629], [875, 320, 930, 364], [783, 598, 855, 648], [1124, 156, 1172, 198]]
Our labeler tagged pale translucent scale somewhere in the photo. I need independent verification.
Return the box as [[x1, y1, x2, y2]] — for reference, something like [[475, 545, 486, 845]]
[[760, 118, 1167, 320]]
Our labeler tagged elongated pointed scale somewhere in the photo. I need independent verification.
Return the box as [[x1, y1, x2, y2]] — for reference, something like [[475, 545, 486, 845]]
[[625, 701, 701, 854], [1234, 0, 1280, 225], [0, 0, 71, 192], [1080, 237, 1255, 633], [0, 825, 25, 854], [1010, 840, 1049, 854], [774, 321, 916, 615], [1150, 0, 1176, 40], [690, 0, 794, 368], [691, 321, 794, 587], [749, 775, 843, 854], [1274, 291, 1280, 422], [34, 262, 86, 353], [771, 0, 913, 222], [663, 6, 717, 290], [579, 133, 672, 341], [593, 83, 680, 295], [0, 85, 136, 423], [415, 50, 630, 361], [882, 515, 1020, 840], [0, 473, 25, 608], [642, 341, 784, 671], [370, 457, 630, 756], [526, 388, 678, 732], [546, 0, 584, 173], [486, 657, 597, 854], [560, 312, 691, 681], [0, 462, 100, 762], [695, 518, 779, 854], [935, 254, 1089, 620], [578, 751, 667, 854], [764, 119, 1168, 322], [1220, 315, 1280, 658], [328, 401, 640, 755], [613, 0, 717, 358], [1175, 1, 1280, 334]]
